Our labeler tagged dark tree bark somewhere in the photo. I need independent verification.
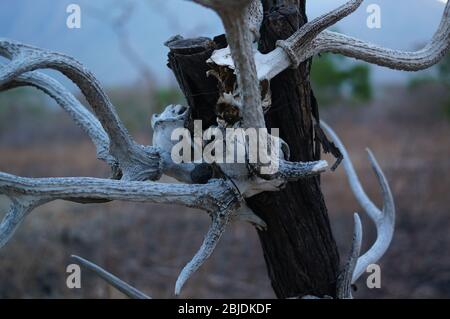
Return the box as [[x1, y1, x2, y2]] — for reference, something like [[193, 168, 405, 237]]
[[165, 35, 227, 131], [166, 0, 340, 299], [246, 2, 340, 298]]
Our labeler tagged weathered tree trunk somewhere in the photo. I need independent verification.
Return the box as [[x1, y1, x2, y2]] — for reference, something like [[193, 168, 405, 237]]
[[165, 36, 225, 131], [247, 1, 340, 298], [166, 0, 340, 298]]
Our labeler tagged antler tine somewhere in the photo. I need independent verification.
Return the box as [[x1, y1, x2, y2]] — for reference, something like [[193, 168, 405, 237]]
[[315, 18, 449, 71], [257, 1, 449, 80], [0, 73, 197, 182], [337, 213, 362, 299], [354, 148, 395, 282], [0, 198, 42, 249], [304, 0, 363, 38], [71, 255, 151, 299], [0, 172, 241, 248], [320, 121, 378, 220], [320, 121, 395, 283], [175, 211, 230, 295], [275, 159, 328, 180], [276, 0, 363, 68], [0, 71, 113, 165], [0, 171, 242, 294], [175, 177, 241, 295], [0, 39, 161, 181], [313, 2, 449, 72], [192, 0, 265, 129]]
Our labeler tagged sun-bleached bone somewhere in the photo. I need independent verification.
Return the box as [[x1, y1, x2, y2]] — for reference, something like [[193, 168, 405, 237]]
[[151, 104, 189, 154], [152, 104, 327, 193]]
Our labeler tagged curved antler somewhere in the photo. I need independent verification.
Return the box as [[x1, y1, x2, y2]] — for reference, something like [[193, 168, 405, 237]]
[[320, 121, 395, 284], [0, 0, 414, 296], [175, 211, 230, 295], [312, 2, 449, 72], [256, 0, 449, 80], [0, 172, 241, 246], [275, 0, 364, 68], [0, 38, 161, 181], [193, 0, 265, 129], [0, 171, 243, 296], [0, 34, 330, 296], [0, 70, 113, 165]]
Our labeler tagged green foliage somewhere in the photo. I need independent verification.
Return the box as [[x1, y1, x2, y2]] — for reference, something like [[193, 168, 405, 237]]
[[106, 87, 153, 133], [437, 54, 450, 87], [106, 86, 184, 134], [409, 54, 450, 120], [154, 87, 185, 114], [311, 53, 372, 106]]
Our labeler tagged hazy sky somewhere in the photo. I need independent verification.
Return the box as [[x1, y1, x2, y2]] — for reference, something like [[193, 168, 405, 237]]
[[0, 0, 447, 87]]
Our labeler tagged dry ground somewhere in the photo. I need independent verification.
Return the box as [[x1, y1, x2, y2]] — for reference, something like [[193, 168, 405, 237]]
[[0, 85, 449, 298]]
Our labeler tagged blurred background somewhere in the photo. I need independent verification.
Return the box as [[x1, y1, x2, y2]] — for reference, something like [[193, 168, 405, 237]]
[[0, 0, 449, 298]]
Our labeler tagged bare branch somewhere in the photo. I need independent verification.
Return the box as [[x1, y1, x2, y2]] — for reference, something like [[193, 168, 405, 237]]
[[320, 121, 395, 284], [71, 255, 151, 299]]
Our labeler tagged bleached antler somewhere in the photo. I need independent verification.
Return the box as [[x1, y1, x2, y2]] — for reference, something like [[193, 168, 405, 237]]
[[239, 0, 449, 81], [0, 172, 240, 246], [320, 121, 395, 284], [0, 32, 328, 296], [0, 70, 113, 165], [0, 38, 162, 181], [2, 0, 441, 298], [192, 0, 265, 129]]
